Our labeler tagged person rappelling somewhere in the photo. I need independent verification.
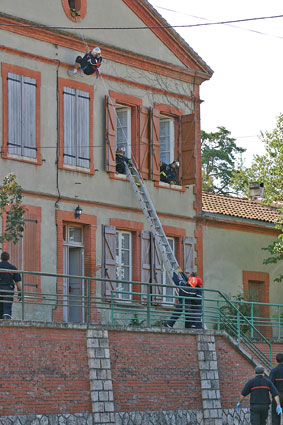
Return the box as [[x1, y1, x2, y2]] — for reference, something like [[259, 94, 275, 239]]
[[68, 47, 102, 78]]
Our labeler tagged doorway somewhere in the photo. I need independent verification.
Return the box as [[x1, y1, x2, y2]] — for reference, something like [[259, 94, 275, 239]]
[[63, 225, 84, 322]]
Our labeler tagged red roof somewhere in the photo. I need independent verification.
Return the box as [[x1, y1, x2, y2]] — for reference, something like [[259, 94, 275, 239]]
[[202, 192, 280, 224]]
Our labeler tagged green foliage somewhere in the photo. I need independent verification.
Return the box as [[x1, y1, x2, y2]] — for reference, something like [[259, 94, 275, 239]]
[[0, 173, 25, 246], [129, 313, 145, 327], [219, 292, 252, 335], [201, 126, 245, 195]]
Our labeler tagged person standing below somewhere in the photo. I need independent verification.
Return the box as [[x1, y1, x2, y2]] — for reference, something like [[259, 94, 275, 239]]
[[0, 252, 22, 320], [269, 353, 283, 425], [237, 366, 282, 425], [68, 47, 102, 78]]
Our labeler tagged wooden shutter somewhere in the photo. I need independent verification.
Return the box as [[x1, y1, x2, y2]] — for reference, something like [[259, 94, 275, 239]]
[[139, 106, 150, 179], [151, 234, 162, 303], [150, 108, 160, 181], [181, 113, 196, 185], [183, 236, 194, 275], [140, 230, 151, 302], [22, 76, 36, 159], [77, 89, 90, 168], [102, 225, 116, 297], [64, 87, 76, 166], [105, 96, 116, 172], [8, 72, 22, 156]]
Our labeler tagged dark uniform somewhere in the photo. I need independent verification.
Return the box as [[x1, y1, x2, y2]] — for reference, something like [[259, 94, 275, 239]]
[[269, 362, 283, 425], [160, 162, 170, 183], [0, 260, 21, 319], [116, 150, 130, 174], [241, 374, 279, 425], [75, 53, 102, 76], [166, 272, 202, 329]]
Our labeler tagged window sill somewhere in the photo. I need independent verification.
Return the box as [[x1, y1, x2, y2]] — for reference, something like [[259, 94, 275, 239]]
[[2, 153, 42, 165], [59, 164, 94, 175], [154, 181, 186, 192], [109, 172, 128, 181]]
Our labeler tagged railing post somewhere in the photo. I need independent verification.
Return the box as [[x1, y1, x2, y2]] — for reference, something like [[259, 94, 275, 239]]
[[217, 300, 221, 331], [237, 310, 241, 344], [21, 272, 25, 321], [146, 284, 151, 327], [86, 279, 90, 325], [251, 303, 254, 339], [110, 291, 114, 325], [278, 306, 281, 340]]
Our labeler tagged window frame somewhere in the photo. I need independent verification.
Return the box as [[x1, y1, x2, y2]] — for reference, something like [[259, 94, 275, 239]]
[[1, 63, 42, 165], [160, 115, 175, 165], [115, 230, 133, 300], [61, 0, 87, 22], [58, 77, 94, 174], [116, 105, 132, 158]]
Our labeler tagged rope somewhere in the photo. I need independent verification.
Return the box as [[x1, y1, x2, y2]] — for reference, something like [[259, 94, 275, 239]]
[[74, 14, 89, 53]]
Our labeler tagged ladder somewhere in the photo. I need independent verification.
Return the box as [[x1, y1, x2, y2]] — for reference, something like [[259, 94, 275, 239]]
[[124, 161, 183, 284]]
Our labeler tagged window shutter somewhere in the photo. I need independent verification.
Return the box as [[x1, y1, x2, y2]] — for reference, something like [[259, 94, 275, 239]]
[[23, 212, 40, 289], [22, 76, 36, 158], [8, 72, 22, 156], [77, 89, 90, 168], [183, 236, 194, 275], [140, 230, 151, 302], [105, 96, 116, 172], [150, 108, 160, 181], [64, 87, 76, 166], [8, 238, 23, 271], [102, 225, 116, 297], [181, 113, 196, 185], [139, 106, 150, 179], [151, 234, 162, 303]]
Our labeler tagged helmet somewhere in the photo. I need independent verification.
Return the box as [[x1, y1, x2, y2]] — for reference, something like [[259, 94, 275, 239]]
[[91, 47, 101, 57], [175, 161, 180, 167], [116, 147, 126, 154]]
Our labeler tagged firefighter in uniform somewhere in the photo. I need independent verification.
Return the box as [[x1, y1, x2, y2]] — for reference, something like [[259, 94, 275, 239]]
[[0, 252, 22, 319], [269, 353, 283, 425], [237, 366, 282, 425], [68, 47, 102, 78]]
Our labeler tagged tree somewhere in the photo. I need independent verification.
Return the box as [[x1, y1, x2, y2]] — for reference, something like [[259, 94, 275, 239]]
[[0, 173, 25, 246], [201, 126, 246, 194], [230, 113, 283, 281]]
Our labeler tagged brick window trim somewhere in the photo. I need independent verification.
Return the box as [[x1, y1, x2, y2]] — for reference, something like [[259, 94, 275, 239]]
[[58, 77, 94, 174], [61, 0, 87, 22], [1, 63, 42, 165], [242, 271, 270, 304]]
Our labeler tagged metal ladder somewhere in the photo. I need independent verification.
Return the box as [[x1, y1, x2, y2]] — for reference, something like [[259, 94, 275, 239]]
[[124, 161, 183, 283]]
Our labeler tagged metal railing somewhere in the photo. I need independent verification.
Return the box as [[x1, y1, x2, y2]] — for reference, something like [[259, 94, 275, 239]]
[[0, 269, 278, 369]]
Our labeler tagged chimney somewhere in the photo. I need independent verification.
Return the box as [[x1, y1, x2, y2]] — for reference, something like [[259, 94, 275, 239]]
[[249, 182, 264, 200]]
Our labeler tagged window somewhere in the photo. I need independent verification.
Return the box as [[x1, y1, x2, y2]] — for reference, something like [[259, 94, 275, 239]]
[[115, 231, 132, 300], [1, 64, 41, 164], [160, 116, 174, 164], [61, 0, 87, 21], [116, 105, 131, 158], [58, 78, 94, 173]]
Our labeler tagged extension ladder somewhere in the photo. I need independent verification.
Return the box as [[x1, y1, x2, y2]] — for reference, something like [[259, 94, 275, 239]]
[[124, 162, 183, 284]]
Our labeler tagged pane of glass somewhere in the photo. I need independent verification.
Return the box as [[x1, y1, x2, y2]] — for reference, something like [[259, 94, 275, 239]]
[[121, 233, 130, 249], [69, 226, 82, 242]]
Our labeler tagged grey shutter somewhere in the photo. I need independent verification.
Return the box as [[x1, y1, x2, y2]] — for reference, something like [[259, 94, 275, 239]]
[[77, 89, 90, 168], [140, 230, 151, 302], [22, 76, 36, 158], [183, 236, 194, 274], [102, 225, 116, 297], [8, 72, 22, 155], [64, 87, 76, 166], [151, 234, 162, 303]]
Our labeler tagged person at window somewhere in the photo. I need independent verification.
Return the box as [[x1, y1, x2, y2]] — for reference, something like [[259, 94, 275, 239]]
[[237, 366, 282, 425], [168, 161, 180, 185], [165, 269, 203, 329], [68, 0, 80, 18], [160, 161, 170, 183], [116, 147, 131, 174], [68, 47, 102, 78], [0, 252, 22, 320], [269, 353, 283, 425]]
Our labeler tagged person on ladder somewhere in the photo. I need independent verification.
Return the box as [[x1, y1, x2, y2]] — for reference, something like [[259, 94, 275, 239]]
[[68, 47, 102, 78]]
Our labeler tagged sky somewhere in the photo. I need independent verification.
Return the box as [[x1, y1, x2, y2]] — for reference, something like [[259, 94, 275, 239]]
[[149, 0, 283, 165]]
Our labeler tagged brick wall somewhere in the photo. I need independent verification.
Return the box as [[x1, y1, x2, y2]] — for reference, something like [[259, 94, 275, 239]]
[[108, 330, 202, 411], [215, 335, 255, 409], [0, 326, 91, 415]]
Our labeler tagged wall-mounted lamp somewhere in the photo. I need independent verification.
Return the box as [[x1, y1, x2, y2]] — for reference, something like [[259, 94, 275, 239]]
[[74, 204, 82, 219]]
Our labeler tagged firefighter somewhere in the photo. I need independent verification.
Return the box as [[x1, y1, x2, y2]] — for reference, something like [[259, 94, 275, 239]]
[[116, 147, 130, 174], [68, 47, 102, 78], [160, 161, 170, 183], [237, 366, 282, 425], [168, 161, 180, 185], [165, 270, 203, 329], [269, 353, 283, 425]]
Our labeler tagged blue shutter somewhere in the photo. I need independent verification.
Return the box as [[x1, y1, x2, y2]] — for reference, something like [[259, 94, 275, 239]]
[[8, 72, 22, 155], [77, 89, 90, 168], [64, 87, 76, 165]]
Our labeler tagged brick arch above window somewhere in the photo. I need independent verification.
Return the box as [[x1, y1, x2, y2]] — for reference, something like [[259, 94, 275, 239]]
[[61, 0, 87, 22]]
